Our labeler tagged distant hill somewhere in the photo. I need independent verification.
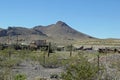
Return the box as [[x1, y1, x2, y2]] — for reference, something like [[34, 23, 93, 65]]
[[0, 21, 95, 44], [0, 27, 46, 37], [33, 21, 94, 40], [0, 28, 3, 31]]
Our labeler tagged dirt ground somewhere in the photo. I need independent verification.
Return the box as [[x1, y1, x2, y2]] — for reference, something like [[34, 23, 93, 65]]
[[12, 60, 63, 80]]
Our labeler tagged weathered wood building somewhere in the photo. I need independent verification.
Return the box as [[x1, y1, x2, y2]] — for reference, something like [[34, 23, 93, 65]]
[[29, 40, 48, 50]]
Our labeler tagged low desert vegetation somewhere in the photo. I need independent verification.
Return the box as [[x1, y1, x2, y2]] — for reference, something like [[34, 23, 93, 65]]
[[14, 74, 27, 80], [0, 43, 120, 80], [61, 54, 98, 80]]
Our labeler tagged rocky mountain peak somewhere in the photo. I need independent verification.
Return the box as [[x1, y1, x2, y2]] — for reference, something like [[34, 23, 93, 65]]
[[56, 21, 68, 26], [0, 21, 95, 40]]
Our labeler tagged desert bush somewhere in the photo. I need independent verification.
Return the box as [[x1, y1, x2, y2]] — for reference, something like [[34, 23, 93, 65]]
[[39, 53, 60, 68], [0, 48, 26, 80], [14, 74, 26, 80], [65, 44, 73, 51], [61, 54, 98, 80]]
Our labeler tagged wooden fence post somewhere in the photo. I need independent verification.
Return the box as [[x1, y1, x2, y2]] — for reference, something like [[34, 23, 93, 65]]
[[43, 50, 46, 66], [70, 44, 73, 57], [97, 53, 100, 77], [48, 42, 51, 57]]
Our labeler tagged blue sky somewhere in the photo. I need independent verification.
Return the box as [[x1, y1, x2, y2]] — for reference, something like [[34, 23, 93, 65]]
[[0, 0, 120, 38]]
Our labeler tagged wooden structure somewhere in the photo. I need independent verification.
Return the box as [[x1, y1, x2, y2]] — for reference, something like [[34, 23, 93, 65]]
[[29, 40, 48, 50]]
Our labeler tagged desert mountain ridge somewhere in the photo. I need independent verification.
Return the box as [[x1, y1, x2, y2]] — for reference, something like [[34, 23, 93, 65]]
[[33, 21, 94, 39], [0, 21, 95, 44]]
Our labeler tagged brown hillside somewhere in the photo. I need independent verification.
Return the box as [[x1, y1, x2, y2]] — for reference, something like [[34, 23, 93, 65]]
[[33, 21, 94, 40], [0, 27, 46, 37], [0, 21, 95, 44]]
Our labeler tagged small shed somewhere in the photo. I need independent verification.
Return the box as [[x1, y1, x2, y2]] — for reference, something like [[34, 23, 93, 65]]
[[30, 40, 47, 47]]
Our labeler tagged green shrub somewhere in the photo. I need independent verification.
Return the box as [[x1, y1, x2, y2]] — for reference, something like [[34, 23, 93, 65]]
[[65, 44, 73, 51], [61, 54, 98, 80], [14, 74, 26, 80]]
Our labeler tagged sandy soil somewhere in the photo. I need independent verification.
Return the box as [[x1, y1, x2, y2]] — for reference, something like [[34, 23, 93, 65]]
[[12, 60, 63, 80]]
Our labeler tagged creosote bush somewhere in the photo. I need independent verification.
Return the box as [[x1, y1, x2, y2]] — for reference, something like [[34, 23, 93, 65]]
[[61, 54, 98, 80], [14, 74, 26, 80]]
